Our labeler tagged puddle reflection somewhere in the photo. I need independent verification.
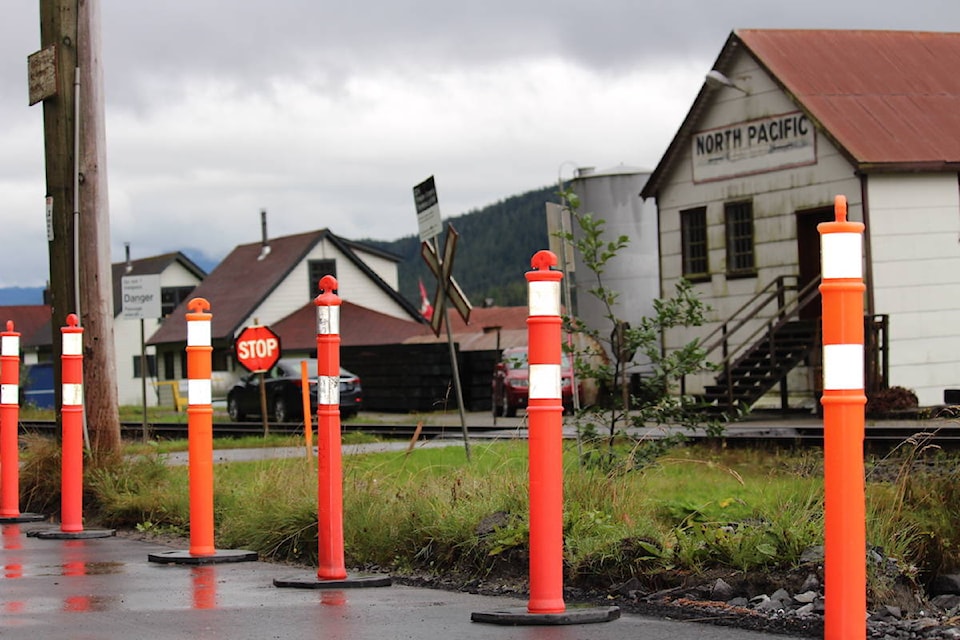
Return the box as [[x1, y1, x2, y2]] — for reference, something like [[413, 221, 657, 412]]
[[191, 566, 217, 610], [2, 524, 24, 612]]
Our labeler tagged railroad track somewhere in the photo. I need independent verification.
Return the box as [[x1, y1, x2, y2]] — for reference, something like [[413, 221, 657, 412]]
[[16, 418, 960, 448]]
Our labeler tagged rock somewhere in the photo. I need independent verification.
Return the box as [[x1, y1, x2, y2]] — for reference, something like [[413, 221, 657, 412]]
[[727, 597, 749, 607], [800, 573, 820, 592], [794, 590, 818, 604], [793, 603, 815, 616], [799, 546, 824, 564], [931, 593, 960, 612], [869, 605, 902, 621], [770, 588, 791, 604], [710, 578, 735, 602], [931, 573, 960, 595]]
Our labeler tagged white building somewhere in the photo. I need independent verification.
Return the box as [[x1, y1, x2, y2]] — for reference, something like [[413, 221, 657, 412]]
[[641, 29, 960, 410]]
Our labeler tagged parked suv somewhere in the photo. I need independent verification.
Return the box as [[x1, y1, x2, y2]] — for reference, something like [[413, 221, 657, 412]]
[[227, 358, 362, 422], [491, 346, 576, 417]]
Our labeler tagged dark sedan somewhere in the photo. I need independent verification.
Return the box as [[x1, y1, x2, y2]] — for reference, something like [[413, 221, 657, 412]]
[[226, 358, 362, 422]]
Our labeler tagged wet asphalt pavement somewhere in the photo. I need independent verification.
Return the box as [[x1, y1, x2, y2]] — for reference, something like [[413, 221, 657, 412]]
[[0, 523, 809, 640]]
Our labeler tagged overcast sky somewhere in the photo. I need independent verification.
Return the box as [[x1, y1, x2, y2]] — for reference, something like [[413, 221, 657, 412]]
[[2, 1, 959, 288]]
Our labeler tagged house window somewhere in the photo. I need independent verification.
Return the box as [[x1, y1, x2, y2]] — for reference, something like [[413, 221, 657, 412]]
[[133, 354, 157, 378], [163, 351, 176, 380], [725, 201, 755, 276], [161, 286, 196, 318], [680, 207, 708, 280], [308, 259, 337, 298]]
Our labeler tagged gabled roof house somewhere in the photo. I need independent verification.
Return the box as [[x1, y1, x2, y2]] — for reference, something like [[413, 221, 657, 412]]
[[148, 228, 424, 395], [642, 29, 960, 409]]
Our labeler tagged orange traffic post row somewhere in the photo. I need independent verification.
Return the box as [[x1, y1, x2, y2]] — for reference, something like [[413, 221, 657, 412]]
[[0, 321, 23, 519], [60, 314, 85, 534], [34, 316, 113, 540], [471, 251, 617, 626], [274, 276, 390, 589], [819, 195, 867, 640], [0, 319, 43, 523], [315, 275, 347, 581], [186, 298, 216, 557], [525, 250, 566, 615], [147, 299, 255, 564]]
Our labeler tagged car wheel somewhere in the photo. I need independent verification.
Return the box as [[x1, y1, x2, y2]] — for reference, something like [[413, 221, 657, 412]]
[[504, 394, 516, 418], [273, 396, 290, 423], [227, 395, 245, 422]]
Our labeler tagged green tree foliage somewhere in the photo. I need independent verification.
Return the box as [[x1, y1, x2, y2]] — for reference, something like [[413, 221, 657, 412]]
[[361, 186, 558, 308], [557, 189, 723, 472]]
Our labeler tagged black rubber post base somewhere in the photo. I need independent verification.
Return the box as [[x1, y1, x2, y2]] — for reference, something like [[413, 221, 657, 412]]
[[0, 513, 46, 524], [148, 549, 259, 565], [31, 528, 116, 540], [273, 572, 392, 589], [471, 605, 620, 626]]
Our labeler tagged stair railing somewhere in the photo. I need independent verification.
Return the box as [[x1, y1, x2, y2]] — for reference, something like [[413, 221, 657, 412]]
[[683, 275, 822, 407]]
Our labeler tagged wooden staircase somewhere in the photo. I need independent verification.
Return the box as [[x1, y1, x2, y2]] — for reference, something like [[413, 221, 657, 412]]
[[686, 275, 822, 415], [702, 319, 817, 410]]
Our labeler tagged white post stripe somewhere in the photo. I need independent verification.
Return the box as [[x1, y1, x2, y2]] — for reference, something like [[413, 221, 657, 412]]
[[62, 333, 83, 356], [528, 364, 561, 399], [188, 379, 212, 405], [823, 344, 864, 390], [528, 281, 561, 317], [62, 383, 84, 406], [1, 384, 18, 404], [318, 376, 340, 405], [317, 306, 340, 336], [187, 320, 211, 347], [1, 335, 19, 356], [821, 233, 863, 280]]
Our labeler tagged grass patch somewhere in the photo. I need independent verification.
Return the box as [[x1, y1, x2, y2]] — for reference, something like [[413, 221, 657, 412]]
[[17, 434, 960, 602]]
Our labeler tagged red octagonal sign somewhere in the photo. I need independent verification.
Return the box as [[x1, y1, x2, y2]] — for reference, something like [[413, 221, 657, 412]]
[[235, 325, 282, 373]]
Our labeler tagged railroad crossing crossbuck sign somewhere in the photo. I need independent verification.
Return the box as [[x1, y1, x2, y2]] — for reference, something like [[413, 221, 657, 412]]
[[422, 224, 472, 336]]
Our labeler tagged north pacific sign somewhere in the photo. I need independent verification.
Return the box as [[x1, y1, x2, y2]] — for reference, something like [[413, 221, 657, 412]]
[[691, 111, 816, 183]]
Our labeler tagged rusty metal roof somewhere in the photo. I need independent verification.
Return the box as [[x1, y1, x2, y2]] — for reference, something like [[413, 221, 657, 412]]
[[740, 29, 960, 167], [272, 300, 427, 350], [643, 29, 960, 198]]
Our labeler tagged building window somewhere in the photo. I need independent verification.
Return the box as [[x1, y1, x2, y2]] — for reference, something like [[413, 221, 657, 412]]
[[725, 201, 755, 277], [680, 207, 709, 280], [133, 355, 157, 378], [308, 259, 337, 298], [163, 351, 176, 380], [161, 286, 196, 318]]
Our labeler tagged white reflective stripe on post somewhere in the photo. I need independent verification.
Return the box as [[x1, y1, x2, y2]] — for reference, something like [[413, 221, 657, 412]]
[[823, 343, 864, 390], [0, 384, 17, 404], [187, 320, 211, 347], [317, 306, 340, 336], [318, 376, 340, 405], [528, 281, 561, 317], [821, 233, 863, 280], [528, 364, 561, 400], [62, 333, 83, 356], [188, 379, 212, 406], [1, 335, 19, 356], [62, 383, 83, 406]]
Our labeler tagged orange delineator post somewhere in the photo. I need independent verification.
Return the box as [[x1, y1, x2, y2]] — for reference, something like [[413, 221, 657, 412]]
[[525, 250, 566, 614], [186, 298, 216, 557], [60, 314, 84, 533], [819, 195, 867, 640], [0, 321, 22, 518], [314, 275, 347, 581]]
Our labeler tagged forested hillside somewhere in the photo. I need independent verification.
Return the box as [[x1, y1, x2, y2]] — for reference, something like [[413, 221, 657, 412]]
[[363, 185, 560, 308]]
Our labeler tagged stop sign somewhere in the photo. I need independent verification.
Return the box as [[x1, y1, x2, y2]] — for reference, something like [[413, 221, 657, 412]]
[[235, 325, 282, 373]]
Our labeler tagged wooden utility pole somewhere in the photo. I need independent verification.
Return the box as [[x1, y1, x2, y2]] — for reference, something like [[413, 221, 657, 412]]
[[37, 0, 121, 461]]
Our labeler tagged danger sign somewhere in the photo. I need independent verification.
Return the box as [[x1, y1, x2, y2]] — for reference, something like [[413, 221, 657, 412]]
[[235, 325, 282, 373]]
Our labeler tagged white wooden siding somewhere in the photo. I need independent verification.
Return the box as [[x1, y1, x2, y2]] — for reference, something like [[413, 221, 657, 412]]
[[868, 173, 960, 405]]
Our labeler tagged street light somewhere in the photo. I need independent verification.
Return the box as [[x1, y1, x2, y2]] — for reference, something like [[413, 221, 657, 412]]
[[705, 69, 749, 94]]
